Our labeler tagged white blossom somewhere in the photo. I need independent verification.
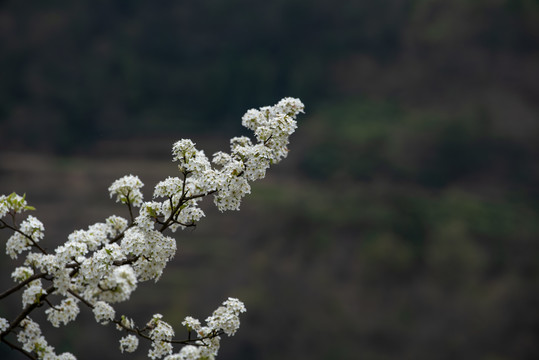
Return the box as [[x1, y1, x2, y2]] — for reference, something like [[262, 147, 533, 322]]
[[17, 317, 57, 357], [0, 317, 9, 333], [212, 151, 232, 166], [45, 297, 80, 327], [55, 241, 88, 266], [182, 316, 201, 332], [197, 334, 220, 359], [52, 268, 73, 296], [154, 177, 184, 198], [22, 280, 46, 308], [174, 205, 205, 229], [172, 140, 213, 177], [0, 98, 303, 360], [121, 227, 176, 282], [106, 215, 129, 237], [22, 215, 45, 240], [0, 192, 32, 215], [149, 340, 174, 360], [205, 298, 246, 336], [17, 321, 42, 352], [172, 139, 197, 162], [119, 334, 139, 353], [6, 232, 30, 260], [11, 266, 34, 282], [0, 195, 8, 218], [166, 345, 201, 360], [25, 253, 58, 275], [93, 301, 116, 325], [136, 201, 163, 231], [223, 297, 247, 314], [213, 175, 251, 212], [97, 265, 138, 303], [67, 222, 111, 251], [78, 247, 121, 298], [116, 315, 135, 331], [109, 175, 144, 207], [148, 314, 175, 359], [57, 353, 77, 360], [5, 215, 44, 259], [148, 314, 174, 340]]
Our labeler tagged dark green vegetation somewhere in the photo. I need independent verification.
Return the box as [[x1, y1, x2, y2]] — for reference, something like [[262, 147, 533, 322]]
[[1, 0, 539, 359]]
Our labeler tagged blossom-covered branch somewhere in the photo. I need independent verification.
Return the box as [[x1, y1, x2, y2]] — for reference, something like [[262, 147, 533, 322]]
[[0, 98, 304, 360]]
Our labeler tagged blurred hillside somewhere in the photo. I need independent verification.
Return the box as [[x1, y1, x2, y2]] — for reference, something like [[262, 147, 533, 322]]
[[1, 1, 539, 360], [1, 0, 538, 152]]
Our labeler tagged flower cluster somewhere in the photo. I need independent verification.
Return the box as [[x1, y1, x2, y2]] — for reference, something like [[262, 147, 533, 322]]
[[207, 297, 247, 336], [11, 266, 34, 282], [166, 345, 201, 360], [0, 317, 9, 333], [0, 98, 304, 360], [6, 215, 44, 259], [119, 334, 139, 353], [108, 174, 144, 207], [93, 301, 116, 325], [0, 193, 35, 218], [165, 297, 247, 360], [14, 318, 76, 360], [22, 280, 46, 308], [148, 314, 175, 359], [45, 297, 80, 327]]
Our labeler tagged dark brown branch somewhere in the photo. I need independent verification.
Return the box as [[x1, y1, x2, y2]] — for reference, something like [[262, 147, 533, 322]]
[[168, 329, 224, 345], [43, 297, 60, 311], [109, 223, 135, 244], [172, 220, 197, 228], [0, 220, 47, 255], [1, 286, 56, 337], [0, 285, 56, 360], [67, 289, 94, 309], [114, 317, 224, 346], [126, 195, 135, 225], [158, 176, 217, 233], [113, 255, 139, 266], [263, 134, 273, 146], [0, 273, 47, 300]]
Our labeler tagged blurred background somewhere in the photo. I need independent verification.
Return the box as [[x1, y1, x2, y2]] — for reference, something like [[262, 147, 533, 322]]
[[1, 0, 539, 359]]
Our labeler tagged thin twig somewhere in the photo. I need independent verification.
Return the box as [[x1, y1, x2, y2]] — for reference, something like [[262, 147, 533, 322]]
[[1, 285, 56, 337], [126, 197, 135, 224], [109, 223, 135, 244], [184, 190, 217, 202], [67, 289, 94, 309], [114, 318, 224, 346], [0, 273, 47, 300], [0, 220, 48, 255]]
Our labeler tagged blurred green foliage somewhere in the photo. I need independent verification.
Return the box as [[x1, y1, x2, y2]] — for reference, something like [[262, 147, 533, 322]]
[[2, 0, 537, 152]]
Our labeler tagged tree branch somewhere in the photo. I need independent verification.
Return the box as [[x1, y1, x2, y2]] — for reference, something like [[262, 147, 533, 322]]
[[67, 289, 94, 309], [1, 286, 56, 337], [0, 273, 48, 300], [0, 220, 48, 255]]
